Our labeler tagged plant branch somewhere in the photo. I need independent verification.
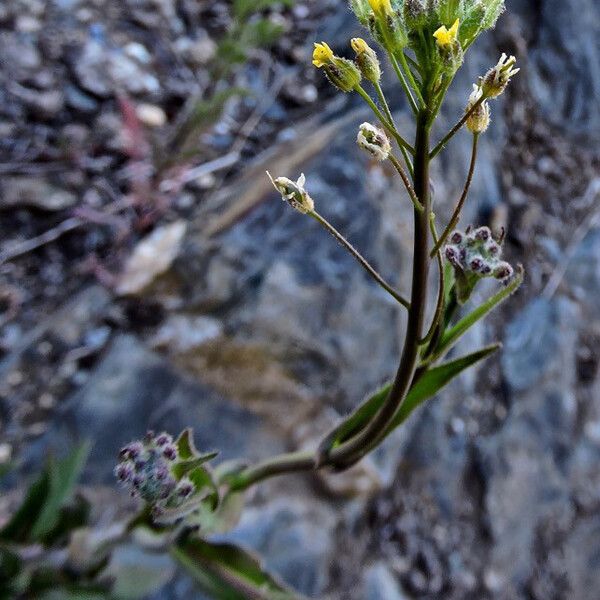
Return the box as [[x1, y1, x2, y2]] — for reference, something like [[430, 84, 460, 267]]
[[309, 210, 410, 309], [398, 51, 426, 109], [420, 213, 445, 344], [430, 133, 479, 257], [430, 95, 485, 159], [324, 108, 432, 467], [388, 52, 419, 115], [355, 85, 415, 154], [388, 154, 423, 212]]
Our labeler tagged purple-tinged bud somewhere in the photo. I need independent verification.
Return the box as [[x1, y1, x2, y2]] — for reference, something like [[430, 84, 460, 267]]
[[132, 475, 144, 488], [163, 445, 177, 461], [144, 430, 155, 443], [474, 226, 491, 242], [480, 264, 492, 275], [177, 479, 195, 498], [486, 241, 500, 256], [493, 262, 513, 280], [134, 459, 147, 472], [155, 465, 169, 481], [450, 231, 463, 244], [445, 245, 460, 265], [469, 256, 484, 272], [120, 441, 143, 460], [155, 433, 172, 447], [115, 463, 133, 483], [459, 247, 467, 262]]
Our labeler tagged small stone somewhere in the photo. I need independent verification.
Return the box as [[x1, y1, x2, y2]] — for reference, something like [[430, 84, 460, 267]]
[[0, 177, 77, 211], [116, 221, 187, 296], [136, 103, 167, 127], [0, 444, 12, 463]]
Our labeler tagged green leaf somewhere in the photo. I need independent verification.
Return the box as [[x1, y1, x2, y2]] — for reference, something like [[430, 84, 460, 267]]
[[172, 536, 299, 600], [187, 466, 219, 511], [240, 19, 285, 48], [382, 344, 500, 438], [1, 444, 90, 544], [233, 0, 294, 20], [434, 265, 524, 360], [31, 443, 90, 541], [319, 345, 501, 455], [0, 468, 50, 543]]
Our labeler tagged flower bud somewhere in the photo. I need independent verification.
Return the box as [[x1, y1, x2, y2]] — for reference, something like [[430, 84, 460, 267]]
[[493, 262, 513, 281], [481, 53, 519, 98], [433, 19, 463, 73], [351, 38, 381, 84], [403, 0, 427, 30], [356, 122, 391, 161], [367, 0, 409, 50], [312, 42, 362, 93], [267, 172, 315, 214], [465, 85, 490, 134]]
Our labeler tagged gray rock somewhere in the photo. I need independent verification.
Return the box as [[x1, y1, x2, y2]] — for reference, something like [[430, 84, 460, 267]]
[[362, 562, 407, 600], [501, 297, 579, 391], [563, 516, 600, 600], [0, 177, 77, 211], [22, 334, 285, 482]]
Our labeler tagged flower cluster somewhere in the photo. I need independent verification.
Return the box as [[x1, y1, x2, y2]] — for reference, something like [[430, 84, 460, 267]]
[[349, 0, 506, 58], [115, 431, 196, 514], [445, 226, 513, 282]]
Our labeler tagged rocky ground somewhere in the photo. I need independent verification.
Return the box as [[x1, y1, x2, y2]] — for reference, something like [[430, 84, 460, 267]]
[[1, 0, 600, 598]]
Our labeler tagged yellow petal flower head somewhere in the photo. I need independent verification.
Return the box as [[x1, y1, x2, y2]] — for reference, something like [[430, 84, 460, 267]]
[[312, 42, 334, 68], [367, 0, 393, 17], [434, 18, 460, 47]]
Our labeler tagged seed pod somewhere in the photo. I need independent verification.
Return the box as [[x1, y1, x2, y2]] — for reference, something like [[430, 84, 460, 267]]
[[267, 172, 315, 214], [356, 122, 392, 161], [481, 53, 519, 98], [465, 85, 490, 133]]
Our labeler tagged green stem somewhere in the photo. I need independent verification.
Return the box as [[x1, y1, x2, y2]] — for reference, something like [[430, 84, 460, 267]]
[[420, 213, 445, 345], [398, 51, 426, 109], [227, 450, 315, 492], [388, 154, 423, 212], [355, 85, 415, 154], [388, 52, 419, 115], [326, 108, 432, 467], [430, 133, 479, 257], [310, 210, 410, 309]]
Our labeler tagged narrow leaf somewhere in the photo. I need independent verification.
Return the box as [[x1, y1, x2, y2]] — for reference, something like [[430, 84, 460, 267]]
[[319, 345, 501, 455], [382, 344, 500, 438], [173, 536, 298, 600], [31, 443, 90, 540]]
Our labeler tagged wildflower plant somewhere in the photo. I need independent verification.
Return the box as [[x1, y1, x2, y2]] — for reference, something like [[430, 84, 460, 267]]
[[1, 2, 527, 599]]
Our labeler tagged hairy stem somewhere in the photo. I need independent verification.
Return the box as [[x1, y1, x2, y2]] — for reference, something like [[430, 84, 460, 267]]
[[355, 85, 415, 154], [430, 133, 479, 257], [310, 210, 410, 309], [389, 52, 419, 115], [326, 108, 432, 467], [388, 154, 423, 212]]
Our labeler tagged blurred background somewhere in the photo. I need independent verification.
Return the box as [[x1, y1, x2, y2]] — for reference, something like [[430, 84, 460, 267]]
[[0, 0, 599, 598]]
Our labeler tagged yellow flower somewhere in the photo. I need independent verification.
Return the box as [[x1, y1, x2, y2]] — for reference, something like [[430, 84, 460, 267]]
[[433, 18, 460, 47], [367, 0, 393, 16], [312, 42, 334, 68]]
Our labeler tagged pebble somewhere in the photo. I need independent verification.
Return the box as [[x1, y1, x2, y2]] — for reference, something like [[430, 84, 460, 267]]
[[136, 103, 167, 127]]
